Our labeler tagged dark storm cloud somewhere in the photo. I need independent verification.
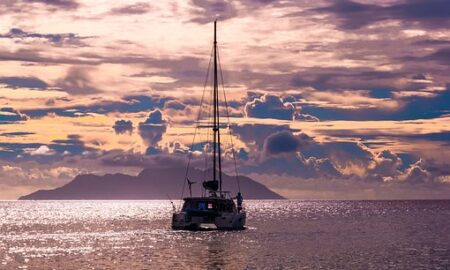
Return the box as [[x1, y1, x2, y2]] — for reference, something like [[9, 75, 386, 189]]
[[232, 124, 292, 150], [0, 28, 90, 47], [245, 94, 295, 120], [253, 129, 377, 175], [113, 120, 133, 134], [140, 109, 165, 125], [138, 109, 167, 147], [0, 76, 48, 89], [263, 131, 313, 155], [312, 0, 450, 30], [244, 93, 319, 122], [190, 0, 238, 24], [0, 108, 29, 123], [109, 2, 151, 15], [238, 127, 449, 185]]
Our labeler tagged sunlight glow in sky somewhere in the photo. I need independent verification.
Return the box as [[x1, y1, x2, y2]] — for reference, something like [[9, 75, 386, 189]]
[[0, 0, 449, 199]]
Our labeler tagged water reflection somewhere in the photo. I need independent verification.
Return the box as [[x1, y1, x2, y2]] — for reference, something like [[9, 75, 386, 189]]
[[1, 200, 449, 269]]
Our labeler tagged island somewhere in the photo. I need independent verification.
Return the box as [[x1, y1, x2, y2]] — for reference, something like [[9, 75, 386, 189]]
[[19, 167, 284, 200]]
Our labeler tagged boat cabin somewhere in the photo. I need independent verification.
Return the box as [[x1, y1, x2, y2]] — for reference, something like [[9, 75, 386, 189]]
[[182, 197, 237, 213]]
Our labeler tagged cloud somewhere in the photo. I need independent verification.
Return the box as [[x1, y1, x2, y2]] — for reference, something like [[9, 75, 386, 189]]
[[238, 129, 342, 178], [232, 123, 291, 151], [421, 48, 450, 65], [400, 47, 450, 66], [238, 126, 450, 191], [0, 48, 98, 65], [312, 0, 450, 30], [24, 95, 167, 118], [0, 134, 98, 163], [245, 94, 296, 120], [412, 39, 450, 46], [237, 148, 249, 160], [367, 150, 403, 181], [109, 2, 151, 15], [242, 151, 342, 179], [0, 131, 35, 137], [295, 113, 320, 122], [0, 28, 89, 46], [29, 145, 56, 156], [0, 0, 79, 16], [141, 109, 165, 125], [303, 141, 376, 176], [190, 0, 238, 24], [244, 93, 319, 122], [101, 150, 186, 168], [0, 108, 29, 123], [0, 0, 448, 200], [400, 159, 431, 184], [0, 76, 48, 89], [138, 109, 167, 147], [164, 100, 186, 110], [49, 134, 93, 156], [162, 100, 198, 124], [113, 120, 133, 134], [299, 86, 450, 121], [24, 0, 79, 9], [55, 66, 100, 95], [0, 162, 84, 199], [263, 131, 313, 156]]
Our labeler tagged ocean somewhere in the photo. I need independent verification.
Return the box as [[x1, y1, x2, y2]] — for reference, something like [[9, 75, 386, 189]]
[[1, 200, 449, 269]]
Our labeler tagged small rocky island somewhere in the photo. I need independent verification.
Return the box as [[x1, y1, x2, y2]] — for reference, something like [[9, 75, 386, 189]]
[[19, 167, 284, 200]]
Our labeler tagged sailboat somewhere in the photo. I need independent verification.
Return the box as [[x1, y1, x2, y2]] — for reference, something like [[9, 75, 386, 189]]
[[171, 20, 246, 230]]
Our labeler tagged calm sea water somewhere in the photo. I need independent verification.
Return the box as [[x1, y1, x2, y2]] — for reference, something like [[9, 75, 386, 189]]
[[0, 200, 449, 270]]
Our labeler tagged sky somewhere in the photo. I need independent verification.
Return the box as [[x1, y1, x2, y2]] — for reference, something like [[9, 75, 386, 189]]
[[0, 0, 449, 199]]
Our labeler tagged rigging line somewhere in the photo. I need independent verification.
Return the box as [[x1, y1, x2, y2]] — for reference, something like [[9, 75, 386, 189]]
[[203, 53, 214, 183], [217, 45, 241, 192], [180, 45, 213, 206], [203, 59, 214, 184]]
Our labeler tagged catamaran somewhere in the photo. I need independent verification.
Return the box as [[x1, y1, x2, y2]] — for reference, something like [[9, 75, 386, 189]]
[[171, 20, 246, 230]]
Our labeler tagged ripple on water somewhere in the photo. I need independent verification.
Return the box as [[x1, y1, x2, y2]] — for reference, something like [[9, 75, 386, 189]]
[[0, 200, 449, 269]]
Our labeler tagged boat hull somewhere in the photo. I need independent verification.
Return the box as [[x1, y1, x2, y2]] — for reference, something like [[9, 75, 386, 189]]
[[172, 211, 246, 230]]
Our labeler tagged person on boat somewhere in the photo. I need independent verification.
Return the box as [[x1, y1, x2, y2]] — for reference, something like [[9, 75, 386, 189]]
[[236, 192, 243, 212]]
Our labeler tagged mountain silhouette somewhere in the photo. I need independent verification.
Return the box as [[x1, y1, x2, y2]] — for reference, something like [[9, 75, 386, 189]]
[[19, 167, 284, 200]]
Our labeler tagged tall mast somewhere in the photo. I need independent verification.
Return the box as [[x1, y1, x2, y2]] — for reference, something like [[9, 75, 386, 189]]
[[212, 20, 223, 194]]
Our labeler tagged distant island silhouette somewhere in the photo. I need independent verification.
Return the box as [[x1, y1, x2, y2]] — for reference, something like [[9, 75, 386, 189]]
[[19, 167, 284, 200]]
